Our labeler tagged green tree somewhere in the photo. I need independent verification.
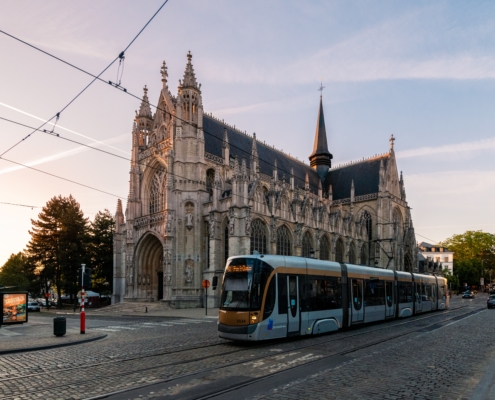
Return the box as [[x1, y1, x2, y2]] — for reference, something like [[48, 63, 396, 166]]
[[87, 210, 115, 295], [0, 252, 36, 293], [26, 195, 88, 307]]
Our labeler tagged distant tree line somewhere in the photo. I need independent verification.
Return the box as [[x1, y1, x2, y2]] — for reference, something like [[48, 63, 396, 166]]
[[0, 195, 114, 306], [441, 230, 495, 291]]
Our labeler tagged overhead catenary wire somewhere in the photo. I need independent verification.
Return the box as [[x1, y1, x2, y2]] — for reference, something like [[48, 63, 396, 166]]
[[0, 23, 443, 246], [0, 0, 169, 159], [0, 115, 443, 246]]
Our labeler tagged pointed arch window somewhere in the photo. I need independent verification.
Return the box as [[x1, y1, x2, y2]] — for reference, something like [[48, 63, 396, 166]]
[[224, 224, 229, 265], [349, 242, 357, 264], [276, 226, 291, 256], [149, 172, 162, 214], [335, 239, 344, 263], [206, 169, 215, 199], [360, 245, 367, 265], [250, 219, 267, 255], [364, 211, 373, 241], [302, 232, 313, 258], [320, 236, 330, 260]]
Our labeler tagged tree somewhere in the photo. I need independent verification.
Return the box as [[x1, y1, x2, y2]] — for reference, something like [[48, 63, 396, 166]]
[[441, 230, 495, 289], [26, 195, 88, 307], [87, 210, 115, 295], [0, 252, 36, 293]]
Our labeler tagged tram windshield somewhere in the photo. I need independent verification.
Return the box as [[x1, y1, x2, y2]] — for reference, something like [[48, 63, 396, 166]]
[[220, 257, 273, 311]]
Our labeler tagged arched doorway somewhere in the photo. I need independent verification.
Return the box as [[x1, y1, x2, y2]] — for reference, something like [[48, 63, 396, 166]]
[[135, 233, 164, 301]]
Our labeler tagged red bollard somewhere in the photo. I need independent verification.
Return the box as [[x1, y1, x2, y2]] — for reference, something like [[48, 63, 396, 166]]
[[80, 286, 85, 334]]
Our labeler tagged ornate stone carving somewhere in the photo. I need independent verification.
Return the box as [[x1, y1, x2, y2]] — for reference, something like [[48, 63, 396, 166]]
[[245, 208, 252, 236], [294, 223, 303, 247], [185, 259, 194, 284], [209, 212, 216, 238], [229, 208, 235, 236], [270, 216, 277, 243]]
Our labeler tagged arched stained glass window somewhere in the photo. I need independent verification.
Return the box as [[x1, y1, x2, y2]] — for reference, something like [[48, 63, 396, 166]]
[[335, 239, 344, 263], [276, 226, 291, 256], [206, 169, 215, 199], [149, 173, 162, 214], [320, 236, 330, 260], [250, 219, 267, 255], [302, 232, 312, 258], [363, 211, 372, 241], [349, 242, 356, 264], [360, 245, 367, 265], [224, 224, 229, 264]]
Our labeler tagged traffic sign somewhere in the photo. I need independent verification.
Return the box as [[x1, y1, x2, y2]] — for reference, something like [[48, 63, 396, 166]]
[[202, 279, 210, 289]]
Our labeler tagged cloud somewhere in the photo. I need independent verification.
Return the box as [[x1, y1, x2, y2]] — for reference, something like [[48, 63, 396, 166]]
[[396, 137, 495, 159], [0, 134, 127, 176], [0, 102, 130, 155]]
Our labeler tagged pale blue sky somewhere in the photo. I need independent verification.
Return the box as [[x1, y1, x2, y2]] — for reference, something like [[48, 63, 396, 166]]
[[1, 0, 495, 265]]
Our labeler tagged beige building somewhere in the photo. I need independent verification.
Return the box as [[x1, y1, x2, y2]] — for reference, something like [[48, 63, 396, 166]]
[[113, 52, 418, 308], [418, 242, 454, 275]]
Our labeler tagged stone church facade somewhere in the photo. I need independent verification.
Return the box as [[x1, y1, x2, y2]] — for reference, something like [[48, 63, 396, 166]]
[[112, 52, 418, 308]]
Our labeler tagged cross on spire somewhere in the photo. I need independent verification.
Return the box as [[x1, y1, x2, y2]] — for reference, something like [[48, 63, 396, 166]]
[[317, 81, 325, 96], [390, 134, 395, 150]]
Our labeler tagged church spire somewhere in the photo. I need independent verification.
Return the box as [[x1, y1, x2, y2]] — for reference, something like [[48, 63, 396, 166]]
[[138, 85, 152, 119], [309, 90, 332, 180], [180, 51, 200, 90]]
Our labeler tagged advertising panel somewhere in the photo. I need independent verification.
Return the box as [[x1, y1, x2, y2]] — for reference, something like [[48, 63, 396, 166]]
[[1, 292, 28, 325]]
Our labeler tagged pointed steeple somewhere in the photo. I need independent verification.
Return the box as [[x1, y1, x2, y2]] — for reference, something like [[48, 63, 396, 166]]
[[309, 94, 333, 180], [180, 51, 199, 89], [138, 86, 152, 119]]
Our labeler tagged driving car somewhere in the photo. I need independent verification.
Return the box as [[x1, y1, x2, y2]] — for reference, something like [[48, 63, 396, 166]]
[[487, 295, 495, 309], [27, 302, 41, 312], [462, 291, 475, 299]]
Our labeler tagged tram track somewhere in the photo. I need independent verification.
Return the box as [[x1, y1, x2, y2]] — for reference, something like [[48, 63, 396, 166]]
[[0, 304, 476, 400]]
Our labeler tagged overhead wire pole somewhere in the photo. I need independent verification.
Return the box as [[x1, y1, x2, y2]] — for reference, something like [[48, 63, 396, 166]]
[[0, 0, 169, 159]]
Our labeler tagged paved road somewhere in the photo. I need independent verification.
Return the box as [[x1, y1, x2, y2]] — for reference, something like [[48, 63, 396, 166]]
[[0, 295, 493, 400]]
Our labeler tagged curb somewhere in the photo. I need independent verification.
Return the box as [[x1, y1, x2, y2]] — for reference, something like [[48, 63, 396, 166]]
[[0, 333, 107, 356]]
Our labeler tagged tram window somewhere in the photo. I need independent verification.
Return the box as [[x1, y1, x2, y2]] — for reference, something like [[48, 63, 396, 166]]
[[385, 281, 393, 307], [263, 277, 276, 320], [399, 282, 412, 303], [307, 276, 341, 311], [424, 284, 431, 301], [431, 284, 437, 302], [278, 274, 288, 314], [299, 276, 311, 312], [352, 280, 362, 311], [364, 280, 385, 307]]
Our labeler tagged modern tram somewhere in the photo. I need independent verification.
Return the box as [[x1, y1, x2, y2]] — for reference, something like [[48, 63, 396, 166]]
[[218, 255, 449, 341]]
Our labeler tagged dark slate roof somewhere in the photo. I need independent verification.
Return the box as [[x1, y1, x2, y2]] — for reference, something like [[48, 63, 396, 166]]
[[324, 155, 389, 200], [203, 115, 321, 194]]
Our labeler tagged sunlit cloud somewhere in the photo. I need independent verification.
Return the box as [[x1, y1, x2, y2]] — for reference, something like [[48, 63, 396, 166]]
[[0, 102, 130, 155], [0, 134, 127, 176]]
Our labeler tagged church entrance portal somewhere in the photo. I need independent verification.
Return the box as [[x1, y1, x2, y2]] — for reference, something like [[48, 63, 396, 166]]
[[135, 233, 164, 301]]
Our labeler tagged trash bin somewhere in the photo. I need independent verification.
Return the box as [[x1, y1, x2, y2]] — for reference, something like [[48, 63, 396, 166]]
[[53, 316, 66, 337]]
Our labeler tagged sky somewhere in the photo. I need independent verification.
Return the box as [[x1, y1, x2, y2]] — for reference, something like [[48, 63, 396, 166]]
[[1, 0, 495, 266]]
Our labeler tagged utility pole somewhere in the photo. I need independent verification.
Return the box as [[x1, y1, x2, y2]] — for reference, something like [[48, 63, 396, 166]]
[[80, 264, 86, 334]]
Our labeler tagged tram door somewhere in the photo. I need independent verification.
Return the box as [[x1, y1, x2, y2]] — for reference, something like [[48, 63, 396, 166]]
[[351, 279, 364, 323], [385, 281, 394, 317], [415, 283, 423, 312], [287, 276, 300, 334]]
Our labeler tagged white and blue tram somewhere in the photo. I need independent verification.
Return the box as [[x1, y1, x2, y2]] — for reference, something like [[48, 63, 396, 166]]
[[218, 255, 449, 341]]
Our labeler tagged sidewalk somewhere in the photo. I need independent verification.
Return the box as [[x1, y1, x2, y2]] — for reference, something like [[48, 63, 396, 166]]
[[0, 320, 106, 355]]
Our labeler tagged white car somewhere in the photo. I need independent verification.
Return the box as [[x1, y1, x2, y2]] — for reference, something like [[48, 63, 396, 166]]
[[27, 302, 41, 312]]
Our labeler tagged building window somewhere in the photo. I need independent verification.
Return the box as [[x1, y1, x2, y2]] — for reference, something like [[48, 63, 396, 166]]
[[360, 245, 367, 265], [335, 239, 344, 263], [320, 236, 330, 260], [349, 242, 356, 264], [206, 169, 215, 199], [444, 257, 448, 263], [224, 225, 229, 264], [276, 226, 291, 256], [363, 211, 372, 241], [302, 232, 312, 258], [250, 219, 267, 255], [435, 257, 440, 263], [149, 173, 161, 214]]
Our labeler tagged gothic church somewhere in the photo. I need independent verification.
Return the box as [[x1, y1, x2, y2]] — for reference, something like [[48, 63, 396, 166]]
[[113, 52, 417, 308]]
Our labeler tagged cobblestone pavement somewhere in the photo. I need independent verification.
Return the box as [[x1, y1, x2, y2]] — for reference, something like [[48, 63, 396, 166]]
[[0, 296, 490, 400]]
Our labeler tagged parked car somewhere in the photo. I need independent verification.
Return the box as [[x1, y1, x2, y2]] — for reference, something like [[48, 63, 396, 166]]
[[462, 291, 475, 299], [487, 295, 495, 309], [27, 302, 41, 312]]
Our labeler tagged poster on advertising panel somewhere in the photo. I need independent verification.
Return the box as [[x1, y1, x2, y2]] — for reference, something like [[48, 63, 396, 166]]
[[2, 293, 28, 325]]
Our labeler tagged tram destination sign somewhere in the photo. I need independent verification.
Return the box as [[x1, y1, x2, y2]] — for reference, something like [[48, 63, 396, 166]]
[[1, 292, 28, 325]]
